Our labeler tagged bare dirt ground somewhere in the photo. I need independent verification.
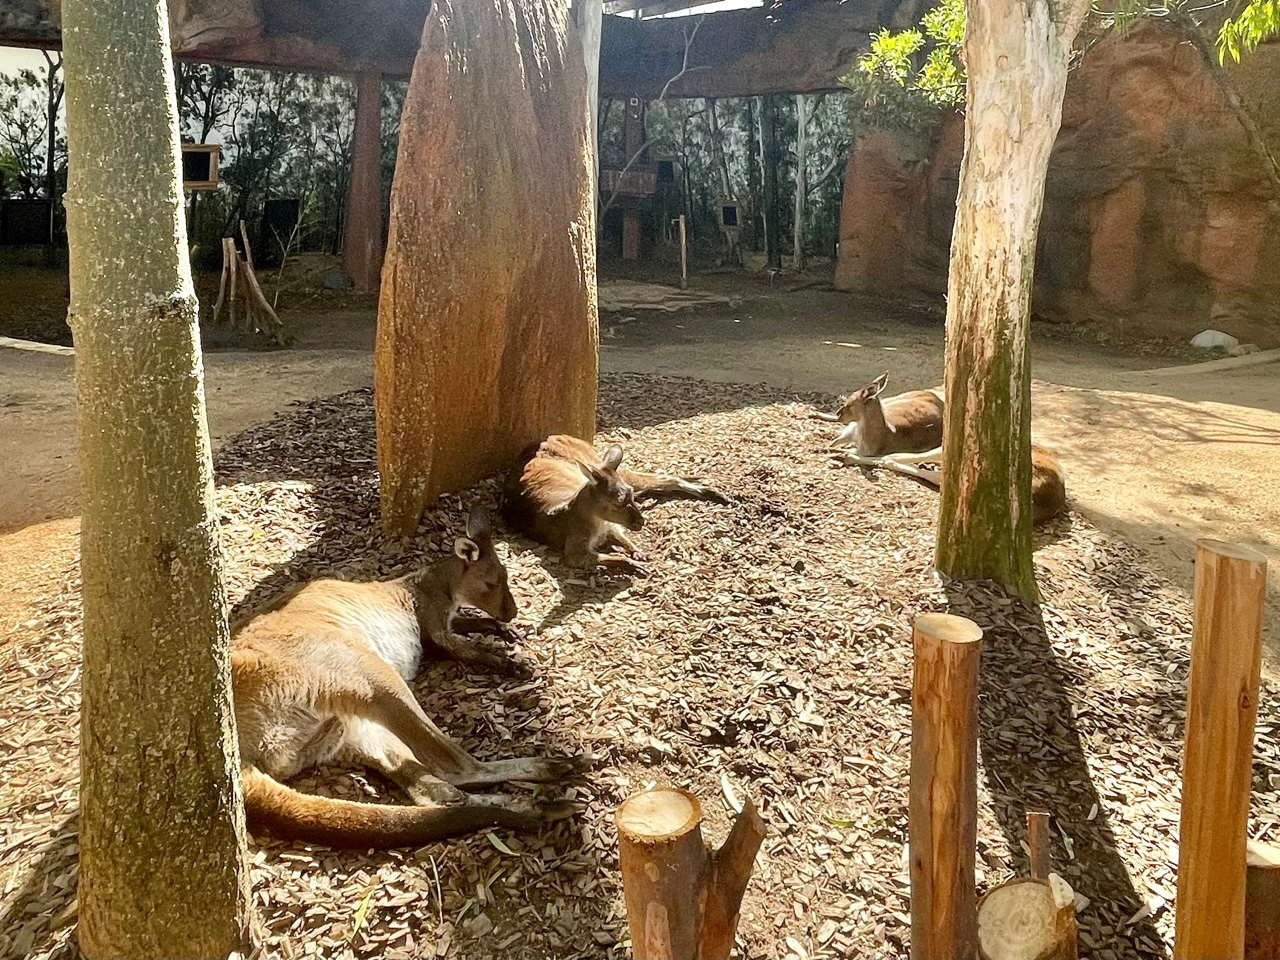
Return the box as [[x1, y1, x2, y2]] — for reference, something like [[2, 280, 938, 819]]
[[2, 271, 1278, 670]]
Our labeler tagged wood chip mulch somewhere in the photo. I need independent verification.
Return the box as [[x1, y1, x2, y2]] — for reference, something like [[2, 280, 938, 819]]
[[2, 372, 1277, 960]]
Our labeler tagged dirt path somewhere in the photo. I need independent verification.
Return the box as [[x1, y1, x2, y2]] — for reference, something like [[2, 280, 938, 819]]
[[3, 285, 1277, 667]]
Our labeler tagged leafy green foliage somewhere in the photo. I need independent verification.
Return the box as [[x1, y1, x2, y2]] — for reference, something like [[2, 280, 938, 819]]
[[840, 0, 964, 135], [1218, 0, 1280, 62]]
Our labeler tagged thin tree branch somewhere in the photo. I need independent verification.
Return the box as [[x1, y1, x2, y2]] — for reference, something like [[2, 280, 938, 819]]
[[598, 15, 708, 224]]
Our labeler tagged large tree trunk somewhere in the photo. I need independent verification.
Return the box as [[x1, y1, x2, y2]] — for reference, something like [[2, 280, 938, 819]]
[[574, 0, 603, 182], [376, 0, 597, 535], [62, 0, 253, 955], [933, 0, 1089, 600]]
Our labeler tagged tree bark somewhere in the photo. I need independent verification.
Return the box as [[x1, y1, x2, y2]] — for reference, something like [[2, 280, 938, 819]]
[[793, 93, 807, 271], [1246, 841, 1280, 959], [910, 613, 983, 960], [977, 875, 1077, 960], [616, 787, 767, 960], [759, 94, 781, 270], [61, 0, 253, 956], [574, 0, 603, 184], [376, 0, 598, 535], [343, 70, 385, 293], [1174, 539, 1266, 960], [933, 0, 1090, 601]]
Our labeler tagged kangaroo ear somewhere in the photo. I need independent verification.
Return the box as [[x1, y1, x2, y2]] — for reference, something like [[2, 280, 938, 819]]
[[576, 459, 608, 486], [454, 537, 481, 563], [871, 372, 890, 395], [466, 504, 492, 543], [602, 444, 624, 471]]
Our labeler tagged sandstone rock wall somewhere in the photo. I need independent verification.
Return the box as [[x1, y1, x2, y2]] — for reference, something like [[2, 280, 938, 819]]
[[835, 20, 1280, 346]]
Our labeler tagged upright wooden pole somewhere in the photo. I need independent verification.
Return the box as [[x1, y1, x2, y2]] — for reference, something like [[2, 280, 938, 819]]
[[616, 787, 766, 960], [910, 613, 983, 960], [1246, 841, 1280, 959], [1027, 810, 1051, 881], [343, 70, 384, 293], [1174, 539, 1266, 960], [677, 214, 687, 289]]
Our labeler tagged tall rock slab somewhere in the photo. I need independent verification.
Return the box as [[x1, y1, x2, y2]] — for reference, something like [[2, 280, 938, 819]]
[[375, 0, 598, 535]]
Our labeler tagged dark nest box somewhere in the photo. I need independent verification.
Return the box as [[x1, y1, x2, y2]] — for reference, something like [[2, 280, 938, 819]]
[[181, 144, 221, 191]]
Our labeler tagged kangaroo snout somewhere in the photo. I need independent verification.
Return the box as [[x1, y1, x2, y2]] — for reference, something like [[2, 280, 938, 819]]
[[624, 505, 645, 531]]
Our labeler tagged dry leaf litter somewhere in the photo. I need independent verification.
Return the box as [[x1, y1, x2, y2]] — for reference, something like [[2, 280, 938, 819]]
[[2, 373, 1277, 960]]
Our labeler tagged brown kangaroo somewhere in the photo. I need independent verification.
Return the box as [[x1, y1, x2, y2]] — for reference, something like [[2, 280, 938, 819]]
[[837, 443, 1068, 525], [502, 435, 728, 569], [232, 505, 579, 848], [817, 373, 945, 457]]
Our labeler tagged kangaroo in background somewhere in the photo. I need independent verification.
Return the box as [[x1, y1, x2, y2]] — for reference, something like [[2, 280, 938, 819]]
[[837, 443, 1068, 525], [232, 505, 580, 848], [503, 435, 728, 569], [816, 373, 945, 456]]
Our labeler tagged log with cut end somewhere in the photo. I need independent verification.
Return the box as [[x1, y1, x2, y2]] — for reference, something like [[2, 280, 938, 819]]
[[1247, 840, 1280, 959], [615, 786, 766, 960], [910, 612, 983, 960], [977, 873, 1078, 960]]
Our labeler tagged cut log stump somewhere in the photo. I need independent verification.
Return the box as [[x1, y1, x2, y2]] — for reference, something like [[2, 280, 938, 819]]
[[977, 873, 1078, 960], [616, 786, 766, 960], [1247, 841, 1280, 959]]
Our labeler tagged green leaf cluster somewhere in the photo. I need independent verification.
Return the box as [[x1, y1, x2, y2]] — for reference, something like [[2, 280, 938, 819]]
[[839, 0, 965, 135]]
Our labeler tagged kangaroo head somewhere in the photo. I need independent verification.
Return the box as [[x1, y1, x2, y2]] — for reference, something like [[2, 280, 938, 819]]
[[836, 372, 890, 423], [453, 504, 518, 622], [576, 444, 644, 532]]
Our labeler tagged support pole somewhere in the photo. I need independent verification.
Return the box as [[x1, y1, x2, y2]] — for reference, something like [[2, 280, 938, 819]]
[[1247, 841, 1280, 959], [343, 70, 384, 293], [1174, 540, 1267, 960], [677, 214, 687, 289], [910, 613, 983, 960], [1027, 810, 1051, 881], [616, 787, 766, 960]]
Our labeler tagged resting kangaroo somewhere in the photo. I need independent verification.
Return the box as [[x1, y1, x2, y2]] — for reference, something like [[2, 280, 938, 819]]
[[232, 505, 579, 848], [503, 434, 728, 569], [837, 443, 1068, 525], [818, 373, 945, 456]]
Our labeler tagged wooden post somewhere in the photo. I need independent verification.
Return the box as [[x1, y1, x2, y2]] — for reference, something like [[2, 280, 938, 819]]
[[1174, 540, 1267, 960], [616, 787, 766, 960], [677, 214, 687, 289], [910, 613, 983, 960], [977, 874, 1077, 960], [343, 70, 384, 293], [622, 211, 641, 260], [1246, 841, 1280, 959], [1027, 810, 1051, 881]]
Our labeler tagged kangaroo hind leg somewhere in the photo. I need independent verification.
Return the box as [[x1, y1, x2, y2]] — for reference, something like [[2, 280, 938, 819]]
[[620, 468, 730, 505]]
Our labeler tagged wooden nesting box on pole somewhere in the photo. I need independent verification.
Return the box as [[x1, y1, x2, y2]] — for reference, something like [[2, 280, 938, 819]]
[[910, 612, 984, 960], [1174, 539, 1266, 960], [615, 786, 766, 960]]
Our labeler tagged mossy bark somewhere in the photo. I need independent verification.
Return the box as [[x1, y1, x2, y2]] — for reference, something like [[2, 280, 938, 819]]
[[376, 0, 598, 536], [62, 0, 253, 955], [934, 0, 1090, 602]]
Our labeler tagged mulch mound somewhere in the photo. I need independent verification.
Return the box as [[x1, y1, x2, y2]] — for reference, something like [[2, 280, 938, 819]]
[[2, 373, 1277, 959]]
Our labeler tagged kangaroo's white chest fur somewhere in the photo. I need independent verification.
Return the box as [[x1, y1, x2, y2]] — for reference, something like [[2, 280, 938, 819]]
[[351, 608, 423, 679]]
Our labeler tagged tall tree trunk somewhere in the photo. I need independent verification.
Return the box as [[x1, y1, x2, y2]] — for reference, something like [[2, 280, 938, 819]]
[[376, 0, 597, 535], [792, 93, 807, 271], [43, 51, 62, 252], [933, 0, 1089, 600], [706, 98, 732, 200], [574, 0, 603, 184], [62, 0, 254, 956], [759, 94, 781, 269], [744, 98, 762, 245]]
